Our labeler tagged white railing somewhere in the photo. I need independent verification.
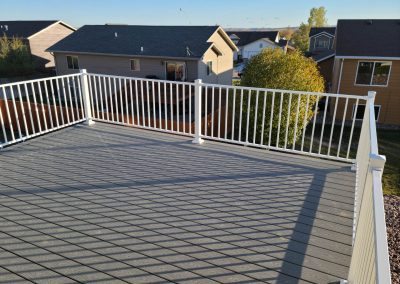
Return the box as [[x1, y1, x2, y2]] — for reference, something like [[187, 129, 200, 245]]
[[346, 91, 391, 284], [0, 73, 87, 148], [85, 73, 195, 137], [199, 82, 368, 162], [0, 71, 391, 282]]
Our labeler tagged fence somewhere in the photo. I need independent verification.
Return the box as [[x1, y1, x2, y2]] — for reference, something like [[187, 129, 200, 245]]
[[346, 92, 391, 284], [0, 73, 85, 148]]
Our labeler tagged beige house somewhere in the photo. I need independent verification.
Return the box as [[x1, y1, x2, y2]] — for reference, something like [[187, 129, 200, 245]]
[[48, 25, 237, 85], [331, 19, 400, 126], [0, 20, 75, 70]]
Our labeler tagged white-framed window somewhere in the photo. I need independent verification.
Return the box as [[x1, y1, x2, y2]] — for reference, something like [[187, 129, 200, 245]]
[[316, 38, 329, 48], [166, 62, 186, 81], [355, 61, 391, 86], [66, 55, 79, 70], [352, 104, 381, 121], [206, 61, 213, 76], [130, 59, 140, 71]]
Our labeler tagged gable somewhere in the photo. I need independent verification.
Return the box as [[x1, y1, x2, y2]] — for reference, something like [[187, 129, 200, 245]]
[[0, 20, 59, 38]]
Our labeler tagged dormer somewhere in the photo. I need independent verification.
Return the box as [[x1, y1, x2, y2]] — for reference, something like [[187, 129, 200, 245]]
[[309, 27, 336, 53]]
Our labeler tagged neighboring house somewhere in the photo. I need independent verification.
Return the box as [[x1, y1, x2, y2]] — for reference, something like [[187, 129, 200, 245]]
[[0, 20, 75, 70], [47, 25, 238, 85], [331, 19, 400, 125], [227, 31, 281, 61], [308, 27, 336, 91]]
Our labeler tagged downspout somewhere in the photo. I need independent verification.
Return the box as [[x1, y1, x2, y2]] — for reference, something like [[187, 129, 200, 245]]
[[337, 58, 344, 93]]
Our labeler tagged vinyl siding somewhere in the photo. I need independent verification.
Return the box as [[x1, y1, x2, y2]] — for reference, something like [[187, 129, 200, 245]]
[[54, 53, 199, 81], [28, 23, 74, 69], [199, 30, 234, 85], [332, 58, 400, 125]]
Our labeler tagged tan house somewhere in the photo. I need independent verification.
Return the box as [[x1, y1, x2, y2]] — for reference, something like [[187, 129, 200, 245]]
[[47, 25, 237, 85], [0, 20, 75, 70], [331, 19, 400, 126]]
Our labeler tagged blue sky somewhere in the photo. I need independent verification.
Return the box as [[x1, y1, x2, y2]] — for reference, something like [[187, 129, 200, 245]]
[[1, 0, 399, 28]]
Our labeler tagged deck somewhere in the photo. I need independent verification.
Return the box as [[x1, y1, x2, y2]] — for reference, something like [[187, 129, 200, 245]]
[[0, 123, 356, 284]]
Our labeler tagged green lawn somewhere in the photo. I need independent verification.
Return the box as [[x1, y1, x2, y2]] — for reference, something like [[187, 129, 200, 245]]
[[378, 129, 400, 196]]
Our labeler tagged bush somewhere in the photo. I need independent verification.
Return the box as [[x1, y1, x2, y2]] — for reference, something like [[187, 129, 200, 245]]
[[238, 48, 324, 147], [0, 34, 34, 77]]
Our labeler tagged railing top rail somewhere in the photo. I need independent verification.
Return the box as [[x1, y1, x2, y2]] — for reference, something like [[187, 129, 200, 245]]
[[367, 93, 379, 155], [86, 72, 196, 86], [0, 73, 81, 88], [201, 81, 369, 100]]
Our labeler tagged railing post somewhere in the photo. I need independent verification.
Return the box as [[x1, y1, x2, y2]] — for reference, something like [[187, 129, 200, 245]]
[[192, 79, 204, 144], [80, 69, 95, 126]]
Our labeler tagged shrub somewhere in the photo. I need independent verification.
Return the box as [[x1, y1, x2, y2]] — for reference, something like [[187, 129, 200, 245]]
[[238, 48, 324, 147], [0, 34, 34, 77]]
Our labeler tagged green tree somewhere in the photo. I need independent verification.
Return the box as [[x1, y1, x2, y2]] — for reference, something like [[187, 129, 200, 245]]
[[238, 48, 324, 147], [0, 34, 34, 77], [292, 6, 328, 53]]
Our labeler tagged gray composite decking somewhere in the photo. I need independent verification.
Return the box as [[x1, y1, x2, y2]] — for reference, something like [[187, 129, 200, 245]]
[[0, 123, 356, 284]]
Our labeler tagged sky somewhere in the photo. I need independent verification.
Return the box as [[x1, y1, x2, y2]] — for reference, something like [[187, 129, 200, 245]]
[[1, 0, 399, 29]]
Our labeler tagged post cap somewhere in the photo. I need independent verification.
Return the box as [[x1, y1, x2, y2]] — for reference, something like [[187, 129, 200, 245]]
[[368, 91, 376, 99], [194, 79, 202, 84], [80, 69, 87, 74]]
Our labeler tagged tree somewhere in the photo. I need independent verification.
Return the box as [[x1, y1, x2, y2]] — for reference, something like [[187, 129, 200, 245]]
[[238, 48, 324, 147], [292, 6, 327, 53], [0, 34, 34, 77], [280, 28, 295, 40]]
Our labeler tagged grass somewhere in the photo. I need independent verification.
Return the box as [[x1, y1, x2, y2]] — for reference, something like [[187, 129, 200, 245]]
[[378, 129, 400, 196]]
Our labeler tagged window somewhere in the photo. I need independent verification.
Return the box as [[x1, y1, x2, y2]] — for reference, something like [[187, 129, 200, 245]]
[[316, 38, 329, 48], [206, 61, 213, 76], [130, 59, 140, 71], [353, 104, 381, 120], [355, 61, 391, 86], [166, 62, 186, 81], [66, 56, 79, 70]]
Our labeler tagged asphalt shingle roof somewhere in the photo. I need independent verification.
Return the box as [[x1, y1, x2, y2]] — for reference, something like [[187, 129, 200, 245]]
[[335, 19, 400, 57], [47, 25, 221, 59], [227, 31, 279, 46], [0, 20, 59, 38], [309, 27, 336, 37]]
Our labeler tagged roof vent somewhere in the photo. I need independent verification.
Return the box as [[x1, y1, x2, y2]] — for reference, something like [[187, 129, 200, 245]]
[[366, 20, 373, 25], [140, 46, 144, 52], [186, 46, 193, 56], [114, 32, 118, 38], [4, 25, 8, 31]]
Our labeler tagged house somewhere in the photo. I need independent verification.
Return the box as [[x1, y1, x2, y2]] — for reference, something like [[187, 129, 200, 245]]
[[47, 25, 238, 86], [331, 19, 400, 125], [0, 20, 75, 70], [307, 27, 336, 91], [227, 30, 281, 61]]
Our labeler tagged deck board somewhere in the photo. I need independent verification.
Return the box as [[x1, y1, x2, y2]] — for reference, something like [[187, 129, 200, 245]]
[[0, 123, 356, 283]]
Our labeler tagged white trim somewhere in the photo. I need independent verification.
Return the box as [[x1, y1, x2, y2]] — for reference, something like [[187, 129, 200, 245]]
[[352, 104, 381, 121], [337, 59, 344, 93], [354, 60, 392, 87], [209, 27, 239, 52], [315, 53, 335, 63], [309, 31, 335, 39], [336, 55, 400, 60], [27, 20, 76, 39]]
